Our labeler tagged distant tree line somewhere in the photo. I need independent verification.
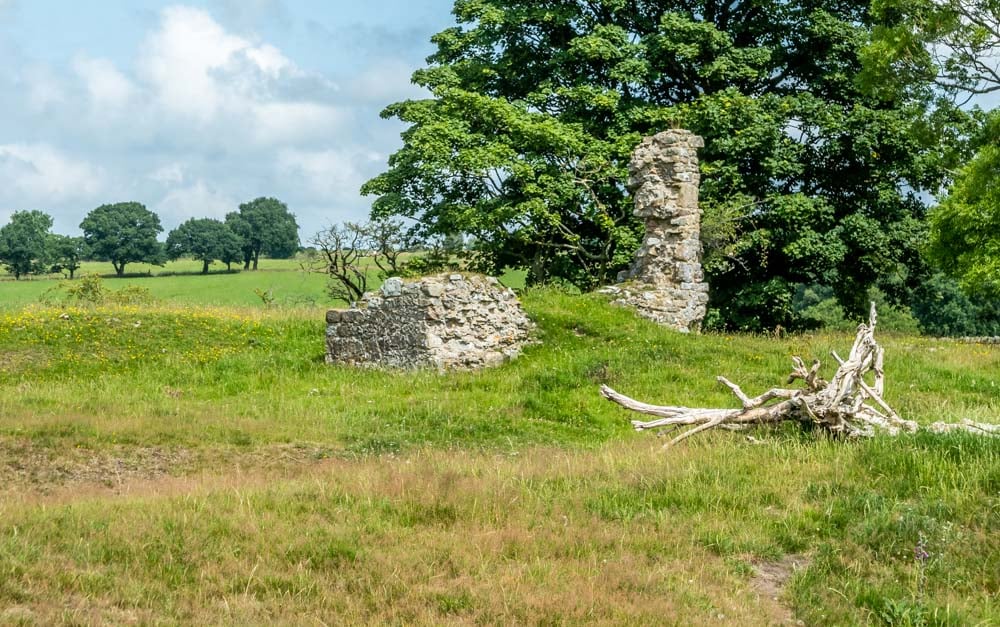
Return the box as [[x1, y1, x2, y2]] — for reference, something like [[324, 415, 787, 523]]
[[0, 197, 299, 279]]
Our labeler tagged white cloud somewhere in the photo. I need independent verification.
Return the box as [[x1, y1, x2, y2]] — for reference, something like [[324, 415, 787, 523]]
[[250, 101, 346, 145], [148, 163, 186, 186], [154, 180, 236, 227], [347, 58, 426, 104], [276, 148, 382, 199], [135, 4, 339, 142], [23, 64, 66, 112], [139, 5, 250, 121], [0, 143, 107, 204], [72, 55, 135, 110], [244, 43, 292, 77]]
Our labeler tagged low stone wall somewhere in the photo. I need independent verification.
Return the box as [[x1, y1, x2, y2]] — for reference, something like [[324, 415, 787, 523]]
[[325, 274, 533, 370], [957, 337, 1000, 344]]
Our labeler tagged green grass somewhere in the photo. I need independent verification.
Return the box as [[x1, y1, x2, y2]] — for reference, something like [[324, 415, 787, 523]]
[[0, 259, 331, 309], [0, 258, 527, 310], [0, 283, 996, 624]]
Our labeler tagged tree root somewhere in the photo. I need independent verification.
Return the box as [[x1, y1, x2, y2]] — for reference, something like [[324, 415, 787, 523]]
[[601, 304, 998, 446]]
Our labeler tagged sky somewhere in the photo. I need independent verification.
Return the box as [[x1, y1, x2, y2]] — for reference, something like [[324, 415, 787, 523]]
[[3, 3, 996, 244], [0, 0, 454, 239]]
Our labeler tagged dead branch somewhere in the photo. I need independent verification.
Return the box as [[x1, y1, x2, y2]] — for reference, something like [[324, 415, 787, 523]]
[[601, 303, 998, 447]]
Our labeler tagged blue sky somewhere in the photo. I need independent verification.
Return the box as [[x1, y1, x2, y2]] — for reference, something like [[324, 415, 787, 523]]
[[0, 0, 454, 238], [3, 2, 996, 243]]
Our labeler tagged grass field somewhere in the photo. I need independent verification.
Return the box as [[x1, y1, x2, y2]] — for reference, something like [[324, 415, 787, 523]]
[[0, 259, 332, 310], [0, 259, 528, 310], [0, 269, 997, 624]]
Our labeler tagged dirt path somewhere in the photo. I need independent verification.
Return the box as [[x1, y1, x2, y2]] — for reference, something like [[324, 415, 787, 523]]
[[0, 438, 339, 496], [750, 553, 811, 625]]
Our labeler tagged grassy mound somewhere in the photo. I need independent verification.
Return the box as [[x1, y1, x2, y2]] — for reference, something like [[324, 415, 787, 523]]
[[0, 289, 996, 624]]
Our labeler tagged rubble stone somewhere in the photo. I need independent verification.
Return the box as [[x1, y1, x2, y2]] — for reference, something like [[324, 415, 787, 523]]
[[325, 273, 533, 370]]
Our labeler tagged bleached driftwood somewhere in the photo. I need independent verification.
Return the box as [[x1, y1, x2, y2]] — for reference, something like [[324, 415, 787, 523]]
[[601, 304, 998, 446]]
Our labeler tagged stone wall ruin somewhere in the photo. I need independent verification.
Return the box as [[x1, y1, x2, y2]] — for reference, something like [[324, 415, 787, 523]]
[[601, 129, 710, 332], [325, 274, 533, 370]]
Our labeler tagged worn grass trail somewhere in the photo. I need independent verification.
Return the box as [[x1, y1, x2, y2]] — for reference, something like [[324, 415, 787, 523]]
[[0, 288, 997, 624]]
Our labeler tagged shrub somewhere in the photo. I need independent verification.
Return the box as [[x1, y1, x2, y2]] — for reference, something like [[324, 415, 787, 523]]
[[910, 273, 1000, 337], [39, 274, 156, 307]]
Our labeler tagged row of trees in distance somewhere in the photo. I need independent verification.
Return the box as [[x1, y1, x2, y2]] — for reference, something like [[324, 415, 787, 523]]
[[0, 197, 299, 279]]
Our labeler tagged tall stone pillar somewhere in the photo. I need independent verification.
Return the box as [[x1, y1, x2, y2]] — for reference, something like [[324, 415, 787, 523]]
[[602, 130, 709, 332]]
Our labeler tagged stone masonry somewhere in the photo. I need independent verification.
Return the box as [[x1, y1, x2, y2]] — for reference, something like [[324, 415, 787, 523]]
[[325, 273, 533, 370], [601, 129, 710, 332]]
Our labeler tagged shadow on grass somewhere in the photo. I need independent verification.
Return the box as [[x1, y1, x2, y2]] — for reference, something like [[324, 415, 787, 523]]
[[104, 269, 245, 279]]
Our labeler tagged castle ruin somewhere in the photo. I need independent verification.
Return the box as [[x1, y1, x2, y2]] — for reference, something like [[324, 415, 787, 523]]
[[602, 129, 710, 332]]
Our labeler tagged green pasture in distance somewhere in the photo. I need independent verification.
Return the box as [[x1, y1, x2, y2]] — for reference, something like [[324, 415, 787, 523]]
[[0, 259, 336, 309], [0, 258, 528, 309], [1, 257, 306, 279]]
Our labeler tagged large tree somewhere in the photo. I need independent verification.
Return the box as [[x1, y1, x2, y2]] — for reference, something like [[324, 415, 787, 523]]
[[865, 0, 1000, 100], [47, 234, 89, 279], [363, 0, 964, 329], [226, 197, 299, 270], [80, 202, 164, 277], [927, 114, 1000, 297], [0, 210, 53, 279], [165, 218, 243, 274], [865, 1, 1000, 303]]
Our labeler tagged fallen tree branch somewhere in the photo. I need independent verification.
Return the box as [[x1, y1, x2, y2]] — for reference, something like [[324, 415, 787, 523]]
[[601, 303, 998, 446]]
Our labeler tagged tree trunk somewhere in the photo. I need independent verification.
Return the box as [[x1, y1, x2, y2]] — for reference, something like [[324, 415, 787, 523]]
[[252, 250, 259, 271], [601, 304, 998, 446], [202, 259, 210, 274], [529, 250, 546, 284], [115, 262, 125, 277]]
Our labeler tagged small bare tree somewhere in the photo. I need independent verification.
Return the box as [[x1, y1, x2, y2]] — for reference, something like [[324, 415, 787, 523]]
[[366, 218, 409, 278], [308, 219, 414, 305], [310, 223, 370, 304]]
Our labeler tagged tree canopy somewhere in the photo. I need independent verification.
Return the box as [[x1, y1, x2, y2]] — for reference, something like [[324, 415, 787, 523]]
[[0, 210, 53, 280], [927, 114, 1000, 297], [47, 234, 89, 279], [226, 197, 299, 270], [165, 218, 244, 274], [80, 202, 164, 277], [865, 0, 1000, 100], [865, 1, 1000, 306], [363, 0, 964, 329]]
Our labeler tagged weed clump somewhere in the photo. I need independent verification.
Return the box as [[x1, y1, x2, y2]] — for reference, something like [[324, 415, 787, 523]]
[[39, 274, 156, 307]]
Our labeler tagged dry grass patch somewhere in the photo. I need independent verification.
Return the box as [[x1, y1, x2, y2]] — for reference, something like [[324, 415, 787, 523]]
[[3, 434, 994, 624], [0, 441, 810, 625], [0, 347, 49, 374], [0, 439, 337, 496]]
